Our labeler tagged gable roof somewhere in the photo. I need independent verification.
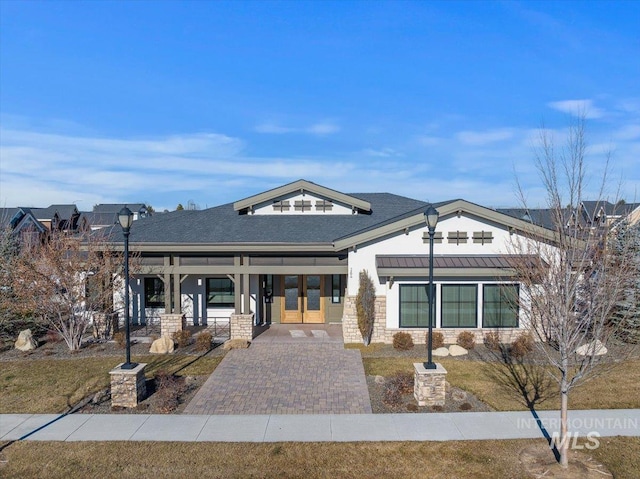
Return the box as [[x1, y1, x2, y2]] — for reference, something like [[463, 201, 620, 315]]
[[93, 204, 148, 214], [232, 179, 372, 213]]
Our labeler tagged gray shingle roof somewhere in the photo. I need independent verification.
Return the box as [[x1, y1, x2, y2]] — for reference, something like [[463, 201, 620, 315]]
[[121, 193, 432, 245]]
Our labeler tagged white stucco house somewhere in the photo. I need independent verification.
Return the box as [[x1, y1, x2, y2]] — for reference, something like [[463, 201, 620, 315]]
[[112, 179, 560, 344]]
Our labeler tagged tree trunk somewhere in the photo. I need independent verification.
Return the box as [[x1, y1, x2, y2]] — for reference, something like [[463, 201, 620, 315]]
[[560, 375, 569, 468]]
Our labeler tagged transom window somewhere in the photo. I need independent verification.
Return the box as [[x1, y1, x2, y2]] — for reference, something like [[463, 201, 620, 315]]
[[483, 284, 519, 327], [399, 284, 434, 328], [206, 277, 235, 308], [441, 284, 477, 327], [144, 277, 165, 308]]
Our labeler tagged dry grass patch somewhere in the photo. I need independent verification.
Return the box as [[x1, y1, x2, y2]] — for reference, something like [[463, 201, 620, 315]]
[[0, 354, 222, 414], [362, 358, 640, 411], [2, 437, 637, 479]]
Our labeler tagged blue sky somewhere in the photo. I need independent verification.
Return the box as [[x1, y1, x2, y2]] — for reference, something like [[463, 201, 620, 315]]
[[1, 0, 638, 212]]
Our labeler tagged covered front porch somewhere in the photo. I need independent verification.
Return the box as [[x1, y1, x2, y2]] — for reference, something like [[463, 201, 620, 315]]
[[125, 253, 349, 337]]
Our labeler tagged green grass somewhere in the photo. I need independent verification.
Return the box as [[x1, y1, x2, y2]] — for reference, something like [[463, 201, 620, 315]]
[[1, 437, 638, 478], [0, 354, 222, 414]]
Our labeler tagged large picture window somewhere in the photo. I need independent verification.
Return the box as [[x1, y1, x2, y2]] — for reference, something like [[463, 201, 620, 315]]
[[144, 277, 165, 308], [483, 284, 519, 327], [399, 284, 434, 328], [206, 277, 235, 308], [441, 284, 477, 327]]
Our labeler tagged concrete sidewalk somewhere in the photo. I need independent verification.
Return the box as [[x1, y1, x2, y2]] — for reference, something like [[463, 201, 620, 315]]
[[2, 410, 638, 443]]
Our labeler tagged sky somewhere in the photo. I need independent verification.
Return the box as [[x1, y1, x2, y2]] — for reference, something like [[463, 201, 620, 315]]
[[1, 0, 638, 213]]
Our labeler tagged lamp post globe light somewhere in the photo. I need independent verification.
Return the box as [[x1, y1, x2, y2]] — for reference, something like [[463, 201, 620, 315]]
[[424, 205, 439, 370], [118, 206, 137, 370]]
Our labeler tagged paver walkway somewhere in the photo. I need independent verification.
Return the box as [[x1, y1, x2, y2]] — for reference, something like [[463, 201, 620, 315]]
[[183, 325, 372, 415]]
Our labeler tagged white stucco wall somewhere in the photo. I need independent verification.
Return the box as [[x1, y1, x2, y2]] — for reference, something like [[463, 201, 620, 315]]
[[251, 192, 355, 215]]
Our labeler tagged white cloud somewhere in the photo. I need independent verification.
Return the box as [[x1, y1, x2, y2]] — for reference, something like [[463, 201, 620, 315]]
[[547, 99, 605, 119], [456, 128, 515, 145], [255, 121, 340, 135], [362, 147, 403, 158]]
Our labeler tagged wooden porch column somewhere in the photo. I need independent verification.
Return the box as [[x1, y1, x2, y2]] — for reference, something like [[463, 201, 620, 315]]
[[234, 254, 241, 314], [243, 273, 251, 314]]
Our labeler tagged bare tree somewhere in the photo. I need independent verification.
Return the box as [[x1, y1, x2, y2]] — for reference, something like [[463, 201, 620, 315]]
[[511, 118, 639, 468], [11, 227, 126, 351]]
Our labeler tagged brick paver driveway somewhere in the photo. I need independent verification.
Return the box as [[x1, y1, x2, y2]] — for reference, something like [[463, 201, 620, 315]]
[[183, 325, 372, 414]]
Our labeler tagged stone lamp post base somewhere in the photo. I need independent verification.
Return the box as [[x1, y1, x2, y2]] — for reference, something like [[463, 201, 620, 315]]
[[109, 363, 147, 408], [413, 362, 447, 407]]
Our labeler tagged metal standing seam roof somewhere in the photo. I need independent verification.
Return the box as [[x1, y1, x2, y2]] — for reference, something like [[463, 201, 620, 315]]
[[376, 255, 529, 269]]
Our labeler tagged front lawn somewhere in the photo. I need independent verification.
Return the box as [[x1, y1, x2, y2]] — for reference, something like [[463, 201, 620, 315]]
[[362, 356, 640, 411]]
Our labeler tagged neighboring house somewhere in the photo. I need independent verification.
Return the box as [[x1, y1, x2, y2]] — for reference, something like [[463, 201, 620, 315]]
[[105, 179, 567, 344], [81, 204, 151, 230]]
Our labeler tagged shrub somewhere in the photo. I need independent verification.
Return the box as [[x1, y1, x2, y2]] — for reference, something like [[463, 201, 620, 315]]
[[459, 402, 473, 411], [456, 331, 476, 350], [510, 332, 534, 359], [356, 270, 376, 346], [392, 332, 414, 350], [431, 331, 444, 349], [195, 332, 212, 352], [113, 331, 126, 349], [45, 330, 63, 344], [172, 330, 192, 348], [382, 371, 414, 407], [153, 370, 186, 413], [484, 331, 501, 351]]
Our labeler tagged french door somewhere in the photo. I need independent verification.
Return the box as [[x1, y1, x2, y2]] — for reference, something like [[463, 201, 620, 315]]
[[281, 275, 323, 323]]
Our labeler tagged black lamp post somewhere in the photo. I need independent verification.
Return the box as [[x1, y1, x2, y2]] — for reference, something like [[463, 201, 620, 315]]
[[118, 206, 137, 370], [424, 205, 439, 370]]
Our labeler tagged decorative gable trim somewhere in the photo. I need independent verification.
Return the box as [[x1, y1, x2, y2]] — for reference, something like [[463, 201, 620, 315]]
[[232, 179, 371, 213]]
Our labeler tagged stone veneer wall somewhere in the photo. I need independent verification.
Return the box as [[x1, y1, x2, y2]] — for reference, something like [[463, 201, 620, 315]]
[[342, 295, 523, 344], [230, 313, 255, 341], [160, 313, 185, 338], [110, 363, 147, 408]]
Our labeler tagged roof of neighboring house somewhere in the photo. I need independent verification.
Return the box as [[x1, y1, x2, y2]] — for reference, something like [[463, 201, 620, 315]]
[[495, 208, 557, 230], [31, 204, 79, 221], [93, 203, 147, 214], [0, 208, 21, 228], [79, 211, 118, 227]]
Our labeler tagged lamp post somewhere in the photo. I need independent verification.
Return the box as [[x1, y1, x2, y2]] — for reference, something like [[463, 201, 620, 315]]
[[424, 205, 439, 370], [118, 206, 137, 370]]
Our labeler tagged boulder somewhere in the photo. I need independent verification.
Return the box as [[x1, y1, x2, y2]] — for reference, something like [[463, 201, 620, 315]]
[[575, 340, 607, 356], [432, 346, 450, 357], [223, 339, 250, 350], [449, 344, 468, 357], [149, 335, 175, 354], [15, 329, 37, 351]]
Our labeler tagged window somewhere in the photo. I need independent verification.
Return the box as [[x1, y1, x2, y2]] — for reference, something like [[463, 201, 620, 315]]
[[422, 231, 443, 244], [331, 274, 341, 303], [272, 200, 290, 212], [294, 200, 312, 212], [472, 231, 493, 244], [399, 284, 434, 328], [441, 284, 477, 327], [447, 231, 468, 244], [144, 277, 164, 308], [316, 200, 333, 212], [206, 277, 235, 308], [483, 284, 519, 327]]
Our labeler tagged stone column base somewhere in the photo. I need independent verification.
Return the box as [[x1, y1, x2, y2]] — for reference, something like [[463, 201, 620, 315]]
[[110, 363, 147, 408], [413, 362, 447, 407], [230, 313, 255, 341], [160, 313, 185, 338]]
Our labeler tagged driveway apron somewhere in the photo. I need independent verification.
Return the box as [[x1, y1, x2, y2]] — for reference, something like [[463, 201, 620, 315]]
[[183, 325, 372, 415]]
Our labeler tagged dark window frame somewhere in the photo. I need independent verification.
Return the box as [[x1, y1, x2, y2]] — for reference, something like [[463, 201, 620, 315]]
[[399, 284, 435, 328], [482, 284, 519, 328], [144, 277, 165, 308], [441, 284, 478, 328], [206, 277, 235, 308]]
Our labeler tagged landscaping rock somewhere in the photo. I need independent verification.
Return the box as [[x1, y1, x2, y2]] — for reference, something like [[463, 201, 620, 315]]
[[448, 344, 468, 356], [149, 335, 174, 354], [575, 339, 607, 356], [223, 339, 250, 350], [14, 329, 37, 351], [374, 375, 385, 384], [432, 347, 450, 357]]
